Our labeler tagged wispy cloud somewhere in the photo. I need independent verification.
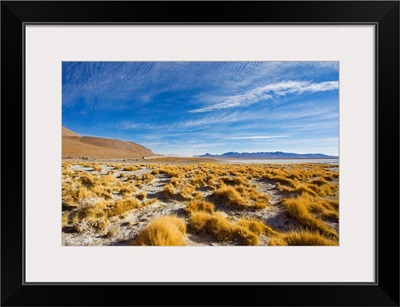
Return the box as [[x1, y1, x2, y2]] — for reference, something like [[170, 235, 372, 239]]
[[190, 80, 338, 113], [229, 135, 290, 140]]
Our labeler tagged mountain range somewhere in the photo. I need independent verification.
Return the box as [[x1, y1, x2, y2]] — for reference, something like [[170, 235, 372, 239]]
[[196, 151, 338, 159]]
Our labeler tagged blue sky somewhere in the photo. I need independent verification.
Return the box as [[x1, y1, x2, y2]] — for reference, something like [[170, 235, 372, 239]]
[[62, 62, 339, 156]]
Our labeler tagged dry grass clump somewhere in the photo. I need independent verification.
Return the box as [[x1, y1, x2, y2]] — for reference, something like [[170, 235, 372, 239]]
[[84, 217, 110, 232], [98, 174, 117, 185], [212, 185, 248, 208], [185, 199, 215, 214], [235, 185, 269, 209], [91, 163, 103, 172], [179, 185, 195, 200], [113, 164, 122, 170], [118, 185, 134, 195], [122, 165, 136, 171], [142, 173, 154, 183], [220, 176, 249, 187], [269, 230, 338, 246], [79, 173, 98, 187], [67, 200, 107, 226], [236, 218, 278, 236], [169, 177, 182, 187], [71, 186, 95, 201], [282, 194, 337, 238], [107, 198, 141, 217], [189, 212, 259, 245], [190, 175, 207, 187], [212, 184, 268, 209], [131, 215, 187, 246], [62, 194, 79, 210], [163, 183, 176, 198], [158, 166, 182, 178], [91, 185, 114, 199]]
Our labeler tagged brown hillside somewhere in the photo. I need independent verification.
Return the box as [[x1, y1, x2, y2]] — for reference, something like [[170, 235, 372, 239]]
[[62, 126, 158, 159], [62, 126, 80, 137]]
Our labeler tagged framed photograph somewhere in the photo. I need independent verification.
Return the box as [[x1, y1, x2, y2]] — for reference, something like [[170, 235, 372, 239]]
[[1, 1, 399, 306]]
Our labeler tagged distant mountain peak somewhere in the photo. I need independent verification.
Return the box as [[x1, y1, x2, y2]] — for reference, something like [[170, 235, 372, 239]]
[[195, 151, 338, 159]]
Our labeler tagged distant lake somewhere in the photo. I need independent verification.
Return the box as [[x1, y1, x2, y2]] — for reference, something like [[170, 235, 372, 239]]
[[218, 158, 339, 165]]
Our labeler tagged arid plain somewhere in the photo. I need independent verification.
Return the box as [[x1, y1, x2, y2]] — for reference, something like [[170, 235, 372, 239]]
[[62, 128, 339, 246]]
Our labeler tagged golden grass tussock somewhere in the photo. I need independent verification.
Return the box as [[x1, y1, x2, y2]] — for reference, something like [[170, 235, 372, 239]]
[[185, 199, 215, 214], [68, 201, 107, 225], [85, 217, 110, 232], [179, 185, 195, 200], [142, 173, 154, 183], [212, 185, 248, 209], [143, 198, 157, 206], [151, 168, 160, 175], [236, 218, 278, 236], [91, 163, 103, 172], [282, 194, 337, 237], [131, 215, 187, 246], [212, 184, 268, 209], [107, 198, 141, 217], [269, 230, 338, 246], [163, 183, 176, 198], [98, 174, 117, 185], [310, 177, 329, 186], [235, 185, 269, 209], [189, 212, 259, 245], [112, 164, 122, 170], [122, 165, 136, 171], [169, 177, 181, 187], [90, 185, 114, 199], [118, 185, 134, 195], [79, 173, 98, 187], [62, 194, 78, 210], [220, 176, 249, 187], [190, 175, 206, 187], [72, 186, 95, 201], [62, 212, 70, 227]]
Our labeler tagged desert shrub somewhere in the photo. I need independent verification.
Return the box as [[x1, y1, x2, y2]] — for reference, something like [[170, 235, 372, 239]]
[[283, 194, 337, 238], [72, 186, 95, 201], [163, 183, 175, 198], [189, 212, 259, 246], [84, 217, 110, 232], [98, 174, 117, 185], [88, 184, 113, 199], [142, 173, 154, 183], [79, 173, 97, 187], [62, 195, 78, 210], [123, 165, 136, 171], [235, 185, 269, 209], [220, 176, 248, 187], [236, 218, 277, 236], [185, 199, 215, 214], [212, 185, 248, 209], [269, 230, 338, 246], [131, 215, 187, 246], [179, 185, 195, 200], [118, 185, 134, 195], [107, 198, 141, 217]]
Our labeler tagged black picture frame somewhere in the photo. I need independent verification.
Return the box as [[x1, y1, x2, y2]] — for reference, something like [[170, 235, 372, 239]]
[[1, 1, 399, 306]]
